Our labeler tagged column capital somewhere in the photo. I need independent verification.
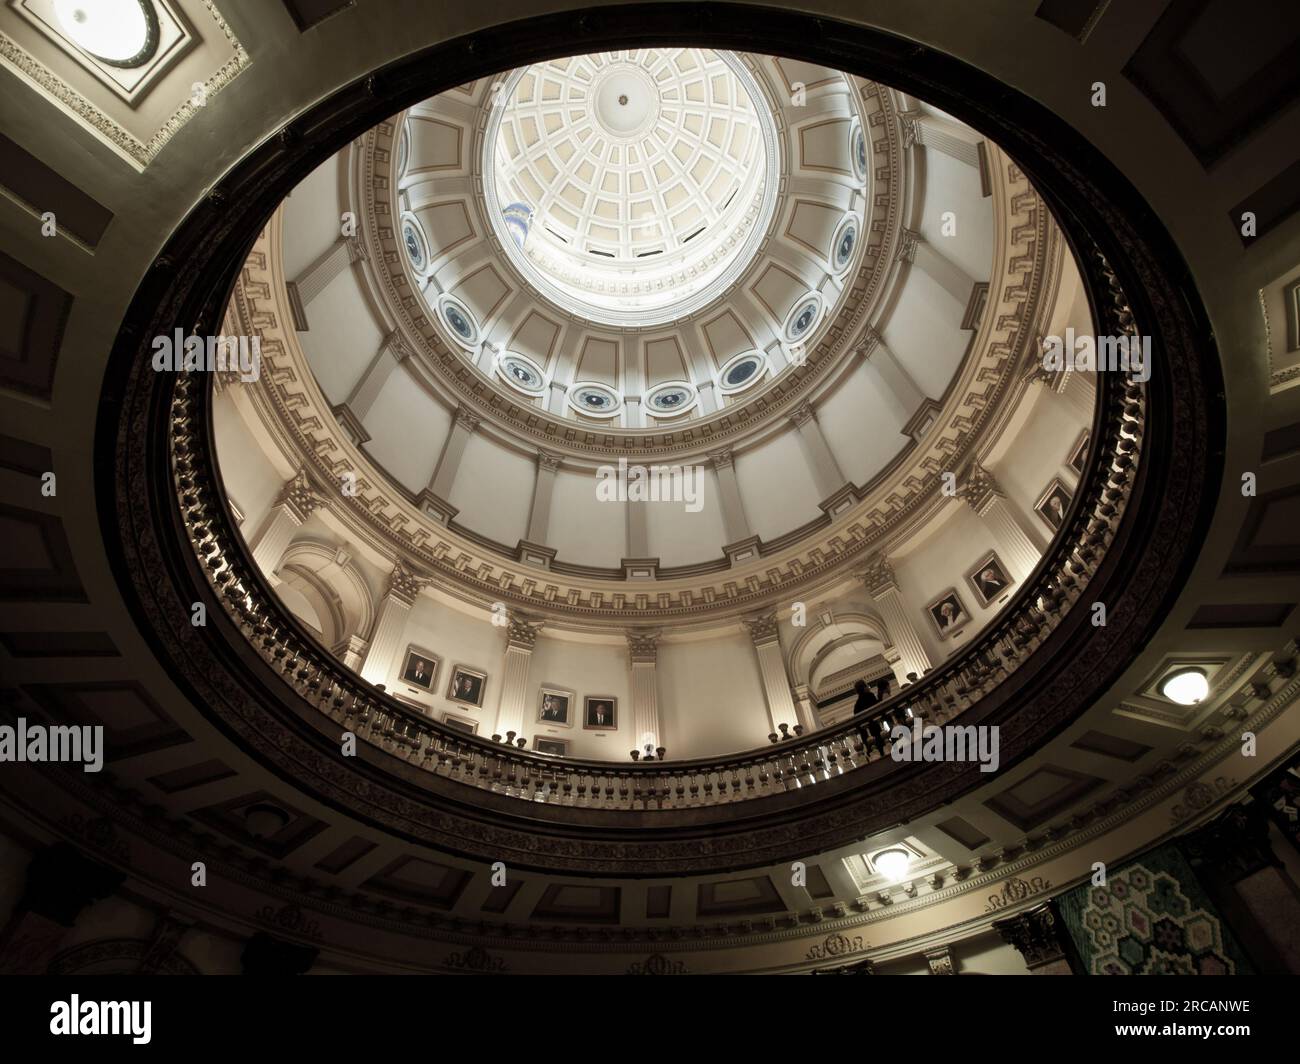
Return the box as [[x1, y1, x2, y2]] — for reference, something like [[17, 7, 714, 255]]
[[627, 628, 661, 664], [1021, 333, 1058, 387], [386, 559, 429, 605], [856, 553, 897, 597], [708, 448, 734, 470], [345, 235, 368, 264], [859, 325, 884, 358], [383, 328, 413, 362], [993, 904, 1072, 971], [506, 613, 544, 651], [742, 611, 780, 645], [454, 405, 482, 432], [789, 401, 817, 428], [277, 469, 324, 523], [898, 109, 921, 150], [896, 228, 920, 263], [924, 945, 956, 975], [537, 450, 562, 472], [958, 461, 1003, 514]]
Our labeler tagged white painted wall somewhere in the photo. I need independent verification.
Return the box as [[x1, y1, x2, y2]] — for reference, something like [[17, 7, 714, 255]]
[[657, 633, 771, 757], [363, 372, 451, 493], [734, 430, 824, 539], [918, 148, 994, 285], [448, 431, 532, 546]]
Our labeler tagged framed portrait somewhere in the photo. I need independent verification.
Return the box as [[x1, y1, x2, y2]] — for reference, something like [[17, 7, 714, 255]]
[[398, 645, 439, 691], [536, 686, 574, 728], [925, 588, 970, 639], [533, 736, 570, 757], [1066, 430, 1090, 476], [441, 713, 478, 736], [1034, 477, 1073, 531], [583, 695, 618, 731], [446, 664, 487, 707], [966, 551, 1014, 608]]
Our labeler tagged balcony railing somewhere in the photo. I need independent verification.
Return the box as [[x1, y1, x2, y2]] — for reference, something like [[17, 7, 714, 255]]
[[171, 253, 1143, 815]]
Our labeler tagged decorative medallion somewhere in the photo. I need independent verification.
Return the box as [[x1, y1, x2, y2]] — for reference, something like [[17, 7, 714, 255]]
[[626, 953, 689, 975], [983, 875, 1053, 913], [805, 931, 866, 960]]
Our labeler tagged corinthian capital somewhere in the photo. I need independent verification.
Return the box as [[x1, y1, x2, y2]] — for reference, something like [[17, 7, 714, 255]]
[[742, 611, 779, 645], [958, 461, 1002, 514], [386, 559, 429, 604], [896, 228, 920, 264], [789, 401, 817, 428], [277, 469, 323, 523], [455, 406, 481, 432], [856, 553, 897, 597], [507, 613, 543, 650], [627, 628, 661, 664]]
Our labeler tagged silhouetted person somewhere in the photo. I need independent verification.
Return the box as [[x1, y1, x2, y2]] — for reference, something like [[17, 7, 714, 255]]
[[852, 679, 878, 746]]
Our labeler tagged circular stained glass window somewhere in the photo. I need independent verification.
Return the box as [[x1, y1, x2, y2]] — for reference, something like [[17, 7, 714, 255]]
[[645, 381, 697, 417], [494, 351, 547, 396], [850, 118, 867, 183], [437, 294, 479, 348], [717, 351, 768, 395], [401, 212, 427, 272], [783, 293, 824, 344], [832, 214, 859, 274], [568, 382, 623, 418]]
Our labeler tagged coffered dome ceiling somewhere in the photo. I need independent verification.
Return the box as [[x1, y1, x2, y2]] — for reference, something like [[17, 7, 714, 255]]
[[485, 48, 777, 325]]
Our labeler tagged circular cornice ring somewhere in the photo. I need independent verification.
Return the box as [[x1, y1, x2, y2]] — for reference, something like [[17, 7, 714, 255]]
[[98, 3, 1224, 877]]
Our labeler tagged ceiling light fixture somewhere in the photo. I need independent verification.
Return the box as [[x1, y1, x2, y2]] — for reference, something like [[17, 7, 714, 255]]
[[54, 0, 156, 66], [873, 848, 911, 881], [1159, 666, 1209, 706]]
